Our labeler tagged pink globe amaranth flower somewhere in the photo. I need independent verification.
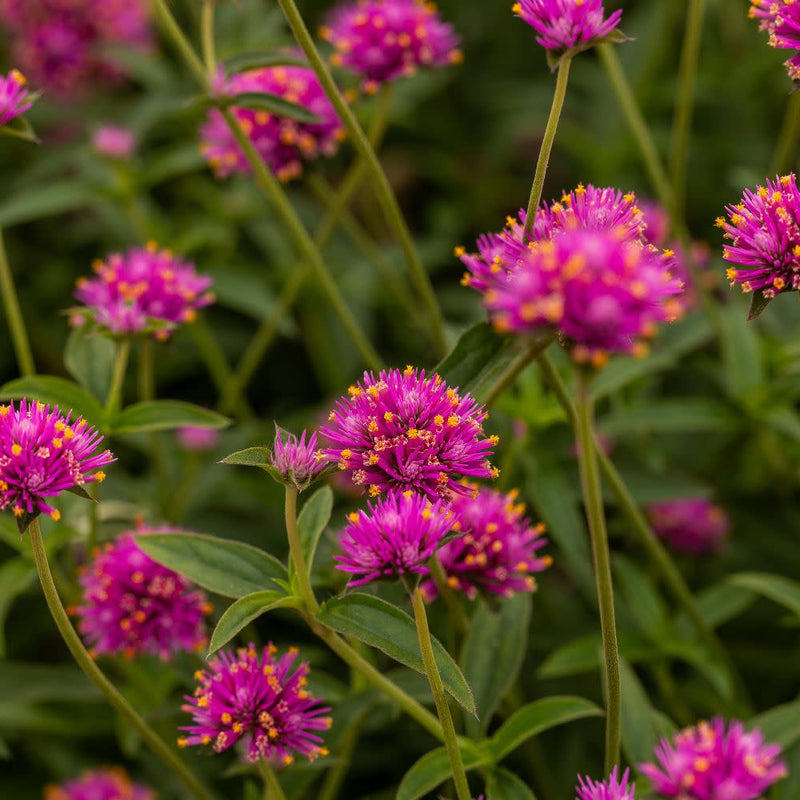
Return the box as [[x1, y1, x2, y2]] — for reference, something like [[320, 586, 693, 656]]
[[321, 367, 499, 501], [420, 484, 551, 600], [320, 0, 462, 93], [0, 0, 152, 98], [200, 64, 345, 181], [270, 426, 326, 491], [72, 243, 215, 340], [92, 124, 136, 159], [0, 69, 34, 126], [72, 527, 211, 660], [336, 490, 456, 586], [639, 718, 787, 800], [645, 498, 731, 556], [717, 173, 800, 299], [513, 0, 624, 57], [749, 1, 800, 81], [0, 399, 113, 527], [180, 643, 332, 766], [44, 767, 155, 800], [576, 766, 635, 800], [175, 425, 221, 453]]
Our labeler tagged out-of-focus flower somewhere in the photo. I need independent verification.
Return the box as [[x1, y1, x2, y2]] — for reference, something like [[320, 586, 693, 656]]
[[0, 399, 113, 527], [270, 427, 325, 491], [72, 243, 214, 340], [513, 0, 623, 58], [0, 69, 34, 126], [72, 527, 211, 660], [321, 366, 498, 501], [320, 0, 462, 93], [200, 64, 345, 181], [749, 1, 800, 81], [336, 490, 454, 586], [175, 426, 221, 453], [421, 484, 550, 600], [575, 767, 635, 800], [0, 0, 152, 98], [645, 498, 730, 556], [180, 643, 331, 765], [92, 124, 136, 158], [44, 767, 155, 800], [640, 718, 787, 799]]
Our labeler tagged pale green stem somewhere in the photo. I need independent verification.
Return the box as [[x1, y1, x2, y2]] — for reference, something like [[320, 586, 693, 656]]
[[409, 587, 472, 800], [522, 57, 572, 241], [104, 339, 130, 417], [574, 370, 621, 774], [150, 0, 209, 89], [770, 90, 800, 176], [428, 555, 469, 638], [284, 486, 319, 613], [201, 0, 217, 75], [28, 519, 215, 800], [258, 761, 287, 800], [0, 229, 34, 376], [274, 0, 448, 357], [669, 0, 707, 221]]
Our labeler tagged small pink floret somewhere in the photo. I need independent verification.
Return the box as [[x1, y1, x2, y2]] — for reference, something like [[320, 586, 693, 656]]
[[92, 124, 136, 158], [646, 498, 731, 556], [44, 767, 155, 800]]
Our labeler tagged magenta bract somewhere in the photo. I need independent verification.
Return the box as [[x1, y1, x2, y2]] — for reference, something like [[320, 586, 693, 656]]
[[271, 427, 325, 490], [575, 766, 636, 800], [0, 69, 33, 126]]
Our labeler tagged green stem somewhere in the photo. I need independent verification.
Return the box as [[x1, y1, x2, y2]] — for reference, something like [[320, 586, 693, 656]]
[[428, 555, 469, 638], [150, 0, 209, 89], [574, 371, 620, 774], [274, 0, 447, 357], [770, 90, 800, 176], [522, 57, 572, 241], [0, 229, 35, 376], [28, 519, 215, 800], [480, 332, 557, 407], [104, 339, 130, 416], [258, 761, 287, 800], [284, 486, 319, 613], [597, 45, 674, 215], [669, 0, 707, 221], [201, 0, 216, 75], [409, 587, 471, 800]]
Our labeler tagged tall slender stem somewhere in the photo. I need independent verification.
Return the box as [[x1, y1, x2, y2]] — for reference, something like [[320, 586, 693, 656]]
[[201, 0, 217, 75], [409, 587, 472, 800], [274, 0, 448, 357], [0, 229, 35, 376], [28, 519, 215, 800], [522, 57, 572, 241], [151, 0, 209, 88], [104, 339, 130, 417], [480, 332, 557, 407], [770, 90, 800, 176], [258, 761, 287, 800], [284, 486, 319, 613], [573, 371, 620, 773]]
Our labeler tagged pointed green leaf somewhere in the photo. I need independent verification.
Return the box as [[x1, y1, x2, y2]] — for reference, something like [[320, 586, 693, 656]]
[[485, 767, 538, 800], [620, 659, 662, 765], [728, 572, 800, 619], [0, 180, 95, 227], [538, 632, 655, 678], [64, 326, 116, 402], [318, 593, 476, 714], [296, 486, 333, 574], [396, 741, 487, 800], [750, 700, 800, 749], [228, 92, 320, 124], [111, 401, 229, 435], [220, 447, 273, 469], [209, 591, 299, 655], [748, 289, 774, 321], [0, 376, 105, 428]]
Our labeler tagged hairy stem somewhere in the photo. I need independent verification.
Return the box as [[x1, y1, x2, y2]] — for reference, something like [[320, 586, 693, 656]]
[[0, 229, 35, 376]]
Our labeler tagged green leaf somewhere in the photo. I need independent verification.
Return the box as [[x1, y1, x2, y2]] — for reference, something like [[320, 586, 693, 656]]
[[461, 594, 532, 737], [485, 767, 538, 800], [63, 326, 116, 402], [396, 741, 487, 800], [228, 92, 321, 124], [225, 52, 309, 73], [599, 399, 739, 436], [209, 591, 299, 654], [728, 572, 800, 619], [538, 632, 655, 678], [750, 700, 800, 749], [435, 322, 514, 397], [619, 659, 661, 766], [0, 662, 100, 703], [296, 486, 334, 574], [719, 299, 764, 402], [488, 696, 603, 762], [111, 401, 230, 435], [613, 555, 668, 640], [0, 180, 95, 227], [0, 376, 105, 427], [748, 288, 774, 321], [318, 593, 476, 713], [675, 581, 757, 633], [135, 532, 287, 598]]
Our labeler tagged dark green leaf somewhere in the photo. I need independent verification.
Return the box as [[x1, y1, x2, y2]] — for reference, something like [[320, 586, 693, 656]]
[[538, 632, 656, 678], [750, 700, 800, 749], [209, 591, 298, 654], [0, 180, 95, 227], [0, 662, 100, 703], [728, 572, 800, 619], [63, 326, 116, 402], [0, 376, 105, 428], [619, 659, 661, 765], [613, 554, 668, 640], [228, 92, 320, 124], [485, 767, 538, 800], [719, 300, 764, 402], [296, 486, 334, 574], [111, 401, 230, 434], [599, 399, 739, 436], [748, 289, 774, 321], [675, 581, 757, 634], [225, 52, 309, 73], [396, 741, 487, 800]]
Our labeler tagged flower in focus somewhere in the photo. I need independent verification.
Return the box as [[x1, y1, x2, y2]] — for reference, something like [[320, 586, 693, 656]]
[[200, 64, 345, 181], [180, 643, 331, 765], [72, 527, 211, 660], [175, 426, 221, 453], [72, 243, 215, 339], [749, 1, 800, 81], [640, 717, 787, 799], [44, 767, 155, 800], [92, 124, 136, 159], [320, 0, 462, 93], [421, 484, 551, 600], [336, 490, 455, 586], [321, 366, 498, 500], [645, 498, 730, 556], [575, 767, 635, 800], [513, 0, 623, 58], [0, 69, 34, 126], [270, 426, 326, 491], [0, 0, 152, 97], [717, 173, 800, 301], [0, 399, 113, 529]]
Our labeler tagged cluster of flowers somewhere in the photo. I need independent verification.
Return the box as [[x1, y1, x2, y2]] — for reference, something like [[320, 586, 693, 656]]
[[750, 0, 800, 82]]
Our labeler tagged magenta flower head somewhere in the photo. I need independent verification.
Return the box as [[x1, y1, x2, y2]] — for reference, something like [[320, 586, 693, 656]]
[[640, 718, 787, 799], [749, 1, 800, 81], [576, 767, 635, 800], [0, 399, 113, 531], [336, 490, 455, 586], [321, 366, 499, 501], [200, 64, 345, 182], [92, 125, 136, 159], [270, 426, 326, 491], [72, 243, 215, 340], [320, 0, 462, 94], [645, 498, 731, 556], [72, 526, 211, 660], [44, 767, 155, 800], [175, 425, 221, 453], [513, 0, 624, 61], [421, 484, 551, 600], [180, 643, 332, 766], [0, 69, 34, 126]]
